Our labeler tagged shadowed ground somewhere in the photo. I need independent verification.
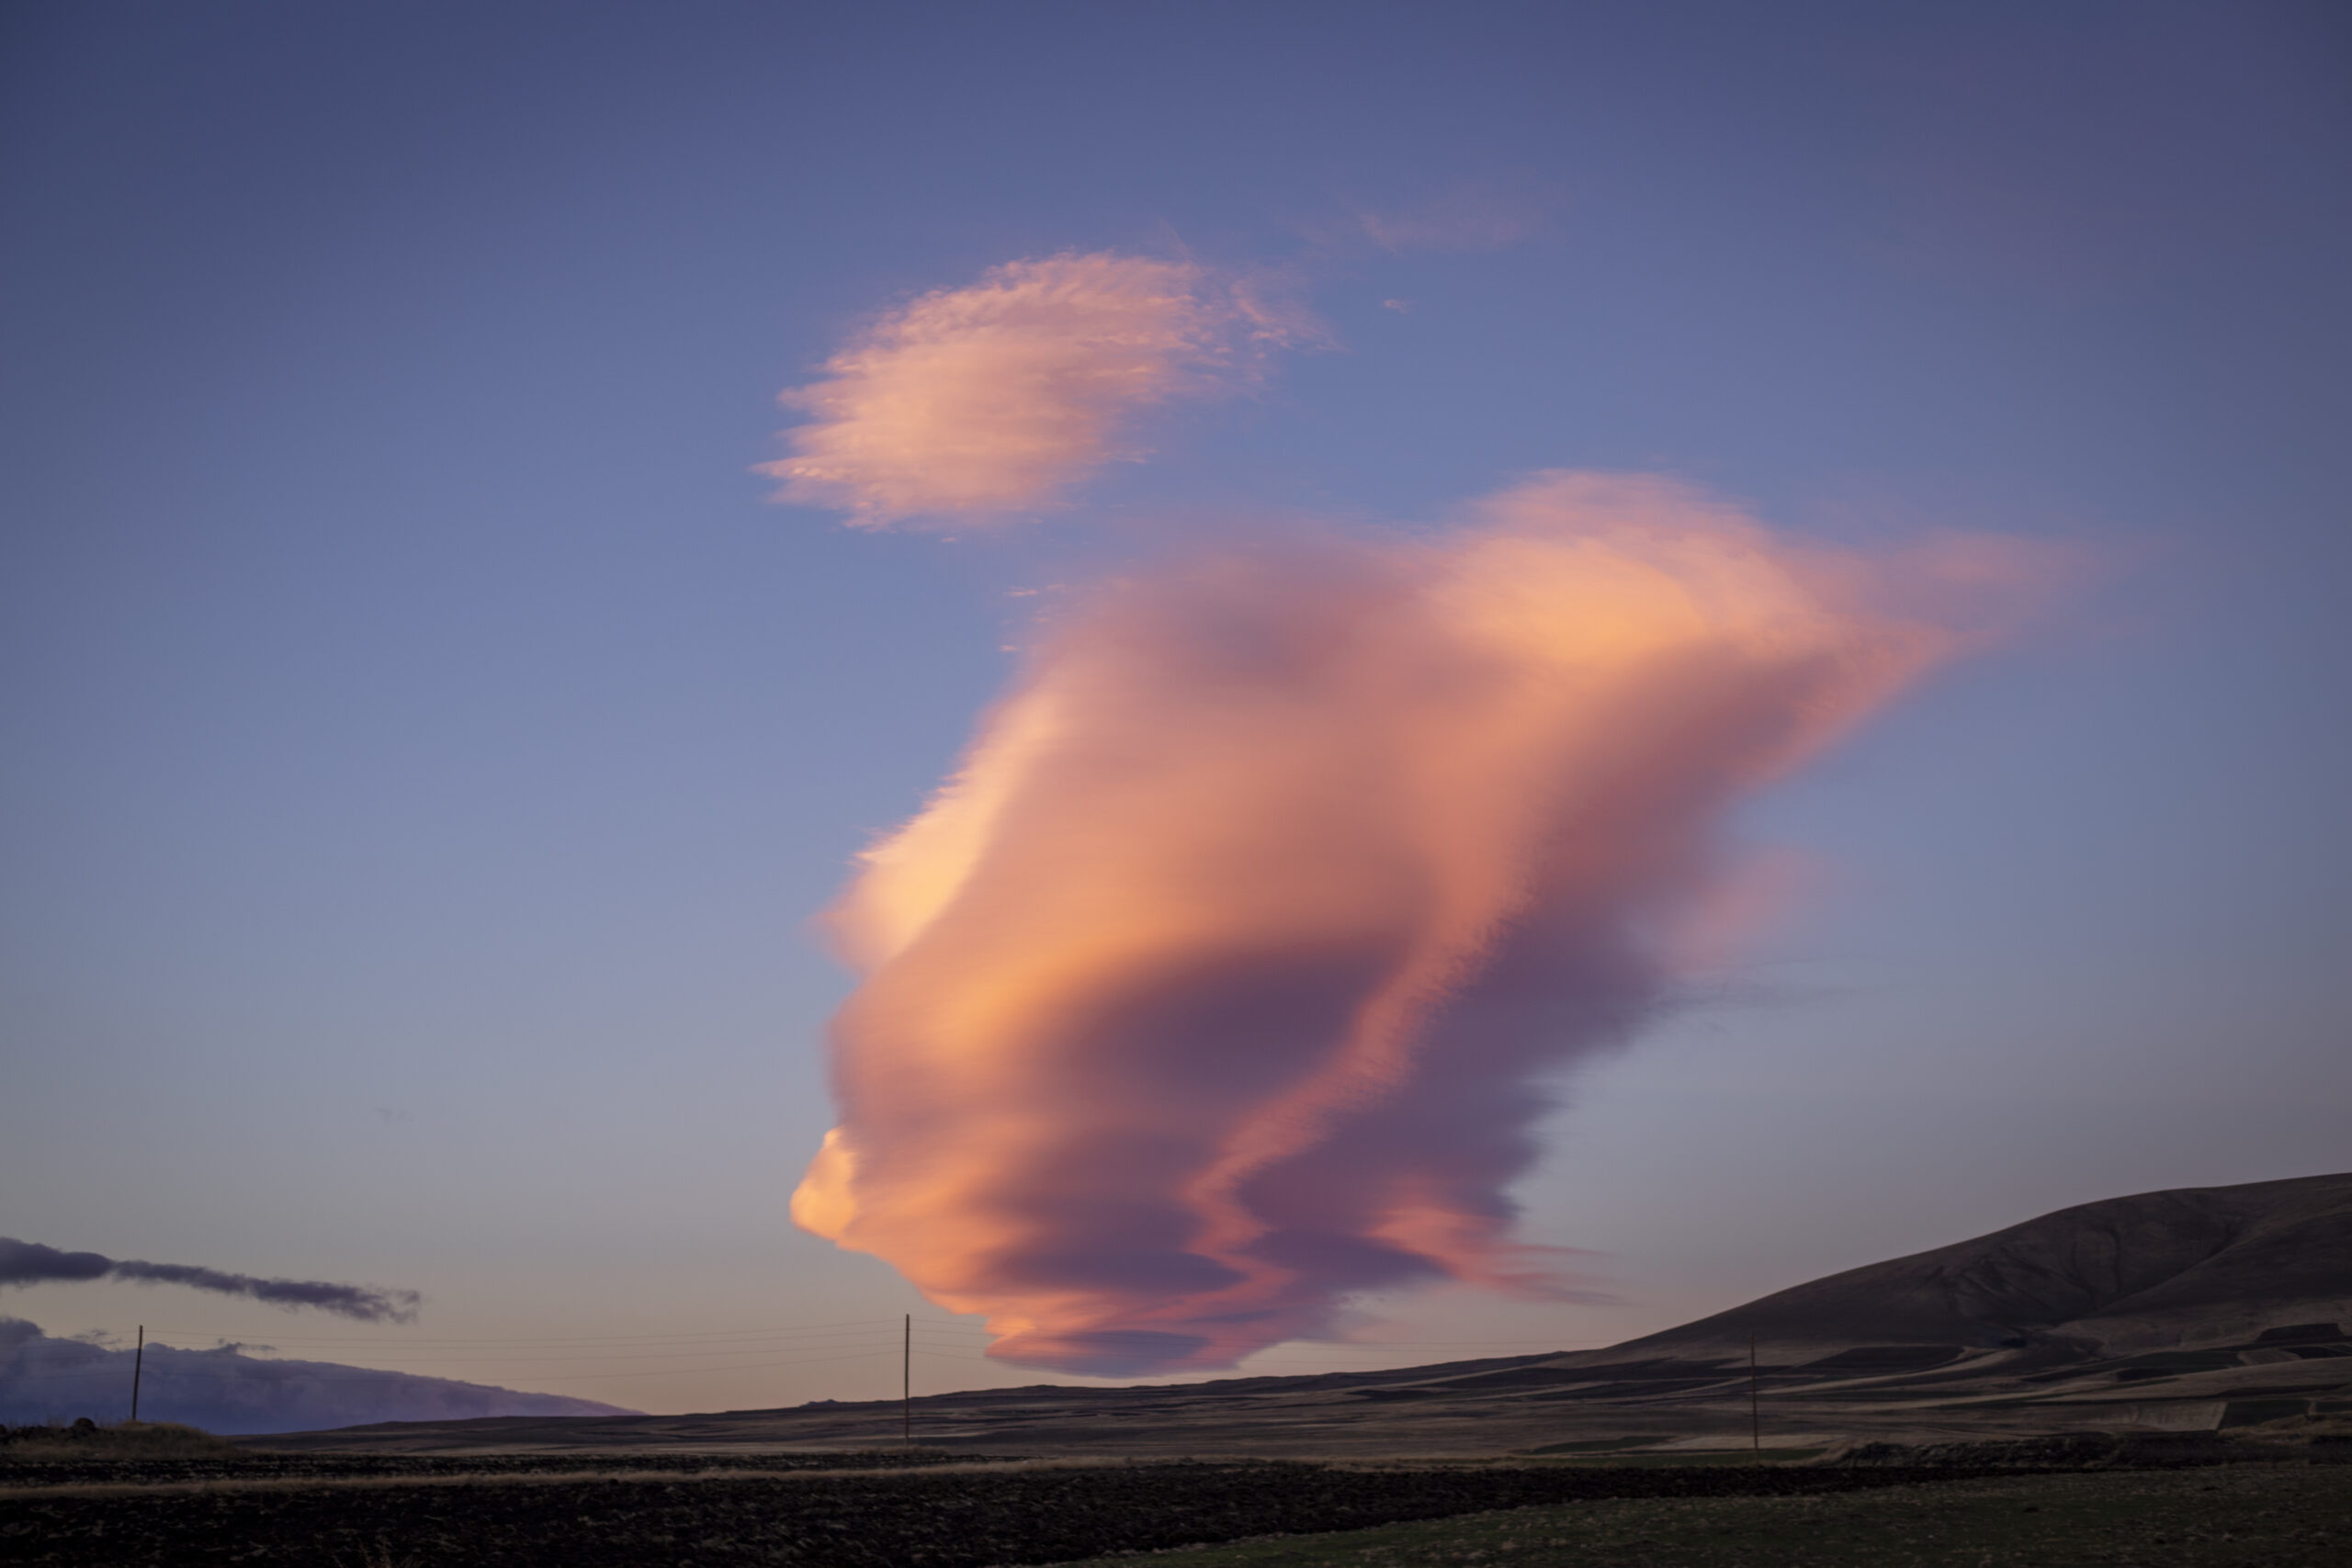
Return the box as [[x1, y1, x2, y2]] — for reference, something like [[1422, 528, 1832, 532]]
[[1048, 1463, 2352, 1568]]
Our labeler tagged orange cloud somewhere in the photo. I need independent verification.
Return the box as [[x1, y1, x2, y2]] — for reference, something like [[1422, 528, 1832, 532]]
[[791, 471, 2046, 1375], [763, 253, 1298, 526]]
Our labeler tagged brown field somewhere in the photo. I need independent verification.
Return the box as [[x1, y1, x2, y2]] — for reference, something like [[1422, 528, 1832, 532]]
[[5, 1434, 2346, 1568], [1052, 1462, 2352, 1568]]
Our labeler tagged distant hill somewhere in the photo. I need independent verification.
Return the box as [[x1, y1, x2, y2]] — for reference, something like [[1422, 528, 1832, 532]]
[[1600, 1171, 2352, 1360], [239, 1171, 2352, 1456], [0, 1318, 635, 1434]]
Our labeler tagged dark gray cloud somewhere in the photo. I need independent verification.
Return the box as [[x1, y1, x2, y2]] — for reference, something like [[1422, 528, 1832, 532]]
[[0, 1238, 419, 1323]]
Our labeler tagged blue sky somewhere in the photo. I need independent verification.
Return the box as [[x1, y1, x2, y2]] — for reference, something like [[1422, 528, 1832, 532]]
[[3, 0, 2346, 1415]]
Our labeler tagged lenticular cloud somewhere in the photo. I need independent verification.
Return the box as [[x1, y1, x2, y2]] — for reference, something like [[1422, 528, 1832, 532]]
[[792, 471, 2029, 1375], [763, 253, 1295, 525]]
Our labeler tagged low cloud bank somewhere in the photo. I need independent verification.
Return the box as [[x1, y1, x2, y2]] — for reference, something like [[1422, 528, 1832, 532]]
[[0, 1238, 420, 1324], [0, 1318, 632, 1434]]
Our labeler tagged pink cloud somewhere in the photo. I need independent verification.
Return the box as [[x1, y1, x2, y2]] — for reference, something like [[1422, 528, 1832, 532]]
[[763, 253, 1300, 527], [791, 471, 2050, 1374]]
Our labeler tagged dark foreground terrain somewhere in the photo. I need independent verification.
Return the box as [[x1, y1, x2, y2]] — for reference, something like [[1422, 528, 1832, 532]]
[[0, 1453, 2078, 1567], [1054, 1463, 2352, 1568], [6, 1438, 2347, 1568]]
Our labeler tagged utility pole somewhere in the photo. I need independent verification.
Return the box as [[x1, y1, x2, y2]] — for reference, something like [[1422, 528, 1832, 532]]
[[1748, 1332, 1760, 1458], [902, 1314, 911, 1444], [130, 1325, 145, 1424]]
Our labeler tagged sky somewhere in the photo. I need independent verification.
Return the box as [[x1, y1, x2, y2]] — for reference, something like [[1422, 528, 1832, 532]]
[[2, 0, 2347, 1418]]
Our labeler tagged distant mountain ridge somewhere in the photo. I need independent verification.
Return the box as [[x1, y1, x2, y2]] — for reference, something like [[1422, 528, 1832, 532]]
[[1600, 1171, 2352, 1360], [0, 1318, 635, 1434]]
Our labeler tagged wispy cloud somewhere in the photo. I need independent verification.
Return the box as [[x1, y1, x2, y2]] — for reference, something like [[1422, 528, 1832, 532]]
[[0, 1237, 420, 1324], [791, 471, 2050, 1375], [1352, 178, 1564, 254], [763, 253, 1306, 527]]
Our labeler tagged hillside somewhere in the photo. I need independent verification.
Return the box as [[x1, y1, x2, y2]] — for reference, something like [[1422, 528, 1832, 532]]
[[246, 1172, 2352, 1454], [1607, 1170, 2352, 1360]]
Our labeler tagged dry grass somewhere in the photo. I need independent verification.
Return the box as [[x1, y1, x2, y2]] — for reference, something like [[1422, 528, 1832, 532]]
[[0, 1421, 238, 1463], [325, 1545, 419, 1568]]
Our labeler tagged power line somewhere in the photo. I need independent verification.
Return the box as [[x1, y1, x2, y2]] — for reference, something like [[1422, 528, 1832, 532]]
[[130, 1318, 1594, 1350], [130, 1318, 910, 1348], [5, 1314, 1605, 1402], [1, 1345, 909, 1386], [85, 1337, 914, 1369]]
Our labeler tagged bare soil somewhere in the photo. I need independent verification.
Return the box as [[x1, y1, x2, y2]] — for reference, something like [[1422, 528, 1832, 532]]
[[2, 1456, 2019, 1567], [1051, 1461, 2352, 1567]]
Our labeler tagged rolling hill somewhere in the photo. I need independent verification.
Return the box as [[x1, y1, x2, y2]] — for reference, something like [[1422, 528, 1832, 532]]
[[248, 1172, 2352, 1454], [1609, 1170, 2352, 1361]]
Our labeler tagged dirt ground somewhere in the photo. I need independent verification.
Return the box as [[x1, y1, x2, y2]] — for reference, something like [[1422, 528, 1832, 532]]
[[1051, 1462, 2351, 1568], [0, 1455, 2051, 1567]]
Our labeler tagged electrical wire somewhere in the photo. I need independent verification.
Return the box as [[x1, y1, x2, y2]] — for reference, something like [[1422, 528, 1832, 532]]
[[5, 1314, 1605, 1403], [1, 1346, 907, 1386], [130, 1318, 911, 1348]]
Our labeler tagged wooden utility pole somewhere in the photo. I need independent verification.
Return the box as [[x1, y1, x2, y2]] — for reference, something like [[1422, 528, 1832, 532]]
[[902, 1314, 911, 1444], [1748, 1332, 1760, 1458], [130, 1325, 144, 1424]]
